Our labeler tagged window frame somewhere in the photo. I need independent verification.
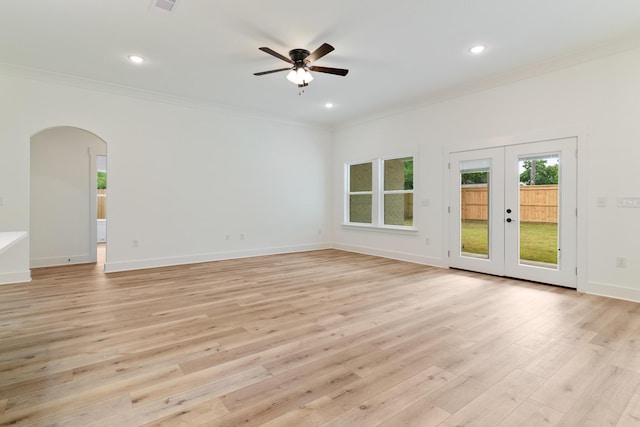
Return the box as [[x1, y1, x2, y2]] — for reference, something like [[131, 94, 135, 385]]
[[344, 154, 417, 231], [381, 156, 414, 228], [345, 160, 375, 225]]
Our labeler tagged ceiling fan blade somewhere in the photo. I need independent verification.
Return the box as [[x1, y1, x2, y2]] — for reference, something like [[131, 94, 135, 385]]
[[306, 43, 334, 63], [258, 47, 293, 64], [309, 65, 349, 76], [253, 67, 291, 76]]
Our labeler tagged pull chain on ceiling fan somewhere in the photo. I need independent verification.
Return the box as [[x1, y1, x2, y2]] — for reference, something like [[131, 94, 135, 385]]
[[253, 43, 349, 88]]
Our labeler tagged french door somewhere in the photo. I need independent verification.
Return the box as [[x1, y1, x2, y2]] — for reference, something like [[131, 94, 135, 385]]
[[449, 138, 577, 288]]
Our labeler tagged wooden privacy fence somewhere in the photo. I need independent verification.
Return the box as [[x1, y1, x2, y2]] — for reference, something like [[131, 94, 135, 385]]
[[461, 184, 558, 223], [97, 189, 106, 219]]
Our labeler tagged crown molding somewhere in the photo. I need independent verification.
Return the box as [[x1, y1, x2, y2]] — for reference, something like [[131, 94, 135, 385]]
[[337, 32, 640, 130], [0, 62, 330, 132]]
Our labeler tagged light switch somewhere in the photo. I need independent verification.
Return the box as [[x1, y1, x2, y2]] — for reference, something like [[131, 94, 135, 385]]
[[597, 197, 607, 208], [617, 197, 640, 208]]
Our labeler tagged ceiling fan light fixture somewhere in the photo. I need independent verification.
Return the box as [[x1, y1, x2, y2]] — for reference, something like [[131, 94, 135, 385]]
[[286, 66, 313, 86], [286, 69, 298, 84]]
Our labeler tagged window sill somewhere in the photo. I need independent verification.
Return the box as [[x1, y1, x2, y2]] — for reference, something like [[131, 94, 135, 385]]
[[341, 224, 419, 235]]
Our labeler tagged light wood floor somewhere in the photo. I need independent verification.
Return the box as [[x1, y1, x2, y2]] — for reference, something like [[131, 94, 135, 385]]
[[1, 249, 640, 426]]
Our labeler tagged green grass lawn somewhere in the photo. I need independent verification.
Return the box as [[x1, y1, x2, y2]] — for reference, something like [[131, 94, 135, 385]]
[[460, 220, 490, 257], [461, 220, 558, 264]]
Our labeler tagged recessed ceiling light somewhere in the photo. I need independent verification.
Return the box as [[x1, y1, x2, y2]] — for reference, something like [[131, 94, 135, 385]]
[[128, 55, 145, 64], [325, 103, 334, 109], [469, 45, 486, 54]]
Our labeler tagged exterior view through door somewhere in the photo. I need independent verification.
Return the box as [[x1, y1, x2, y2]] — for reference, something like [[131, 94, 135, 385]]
[[97, 155, 107, 244], [449, 138, 577, 288]]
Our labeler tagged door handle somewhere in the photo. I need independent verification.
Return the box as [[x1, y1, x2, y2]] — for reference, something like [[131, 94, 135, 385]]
[[506, 218, 512, 223], [506, 208, 512, 214]]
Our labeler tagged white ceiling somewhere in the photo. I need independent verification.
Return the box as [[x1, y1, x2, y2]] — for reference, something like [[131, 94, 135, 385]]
[[2, 0, 640, 127]]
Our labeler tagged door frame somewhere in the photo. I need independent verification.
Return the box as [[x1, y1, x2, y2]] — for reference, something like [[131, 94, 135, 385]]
[[29, 126, 107, 269], [443, 126, 588, 292], [448, 147, 505, 277]]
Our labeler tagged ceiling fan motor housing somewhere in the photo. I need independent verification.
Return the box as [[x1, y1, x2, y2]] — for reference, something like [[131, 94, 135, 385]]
[[289, 49, 310, 66]]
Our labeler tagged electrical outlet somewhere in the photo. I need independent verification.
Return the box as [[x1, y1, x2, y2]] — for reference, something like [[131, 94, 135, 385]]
[[132, 240, 139, 248], [616, 257, 627, 268], [225, 235, 230, 241], [597, 197, 607, 208], [425, 237, 430, 245], [240, 233, 245, 240]]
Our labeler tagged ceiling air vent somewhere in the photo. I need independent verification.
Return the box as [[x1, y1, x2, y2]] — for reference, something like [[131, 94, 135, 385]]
[[151, 0, 176, 13]]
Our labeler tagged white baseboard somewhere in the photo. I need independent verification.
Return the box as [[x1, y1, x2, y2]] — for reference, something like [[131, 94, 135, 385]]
[[104, 243, 332, 273], [0, 270, 31, 285], [332, 243, 447, 268], [31, 255, 95, 268], [585, 281, 640, 303]]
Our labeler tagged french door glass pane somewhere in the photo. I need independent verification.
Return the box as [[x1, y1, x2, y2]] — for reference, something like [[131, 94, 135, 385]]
[[460, 160, 490, 259], [518, 154, 559, 269]]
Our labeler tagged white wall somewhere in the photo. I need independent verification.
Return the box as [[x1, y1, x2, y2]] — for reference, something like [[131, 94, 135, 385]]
[[30, 127, 106, 267], [333, 47, 640, 302], [3, 47, 639, 303], [0, 72, 332, 276], [0, 234, 29, 285]]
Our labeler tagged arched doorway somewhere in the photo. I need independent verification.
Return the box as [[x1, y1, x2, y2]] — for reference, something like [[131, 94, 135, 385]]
[[30, 126, 108, 269]]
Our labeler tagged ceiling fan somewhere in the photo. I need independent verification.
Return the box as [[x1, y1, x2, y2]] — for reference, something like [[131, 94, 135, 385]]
[[253, 43, 349, 88]]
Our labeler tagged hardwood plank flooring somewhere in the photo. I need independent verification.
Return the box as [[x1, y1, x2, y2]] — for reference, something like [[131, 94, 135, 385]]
[[1, 248, 640, 426]]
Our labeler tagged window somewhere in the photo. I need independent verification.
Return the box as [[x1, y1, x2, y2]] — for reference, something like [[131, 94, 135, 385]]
[[383, 157, 414, 227], [345, 156, 415, 229], [348, 162, 373, 224]]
